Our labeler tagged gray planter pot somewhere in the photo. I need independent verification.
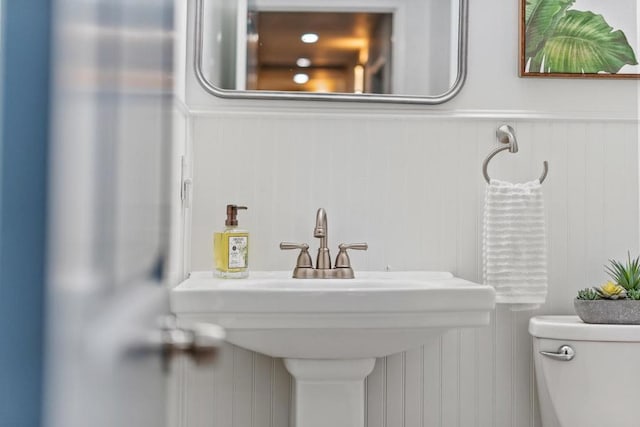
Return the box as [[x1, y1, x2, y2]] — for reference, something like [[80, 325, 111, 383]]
[[574, 299, 640, 324]]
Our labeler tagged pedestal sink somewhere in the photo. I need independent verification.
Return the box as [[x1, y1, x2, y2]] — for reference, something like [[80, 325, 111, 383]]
[[171, 271, 495, 427]]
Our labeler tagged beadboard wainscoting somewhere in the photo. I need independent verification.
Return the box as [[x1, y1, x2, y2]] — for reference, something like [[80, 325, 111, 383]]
[[170, 114, 639, 427]]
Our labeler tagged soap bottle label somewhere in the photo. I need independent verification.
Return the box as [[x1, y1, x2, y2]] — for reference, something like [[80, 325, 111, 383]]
[[228, 236, 248, 268]]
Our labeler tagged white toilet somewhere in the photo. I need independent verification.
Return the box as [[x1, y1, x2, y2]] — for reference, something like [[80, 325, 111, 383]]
[[530, 315, 640, 427]]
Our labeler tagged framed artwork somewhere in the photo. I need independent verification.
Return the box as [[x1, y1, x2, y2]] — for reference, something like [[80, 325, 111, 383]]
[[520, 0, 640, 78]]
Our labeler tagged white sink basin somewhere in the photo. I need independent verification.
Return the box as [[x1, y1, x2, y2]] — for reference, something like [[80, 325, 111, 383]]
[[172, 270, 494, 427], [171, 270, 495, 358]]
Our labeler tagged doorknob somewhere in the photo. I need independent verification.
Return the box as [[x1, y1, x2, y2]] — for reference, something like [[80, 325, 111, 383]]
[[152, 315, 225, 367]]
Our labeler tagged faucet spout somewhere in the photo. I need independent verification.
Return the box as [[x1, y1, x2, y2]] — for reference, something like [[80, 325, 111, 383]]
[[314, 208, 327, 237], [314, 208, 331, 269]]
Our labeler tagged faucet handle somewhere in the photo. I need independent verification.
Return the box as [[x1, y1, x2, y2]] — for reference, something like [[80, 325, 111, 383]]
[[279, 242, 313, 268], [335, 243, 368, 268]]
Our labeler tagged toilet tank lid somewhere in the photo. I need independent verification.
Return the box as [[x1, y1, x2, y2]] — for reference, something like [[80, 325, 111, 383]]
[[529, 315, 640, 342]]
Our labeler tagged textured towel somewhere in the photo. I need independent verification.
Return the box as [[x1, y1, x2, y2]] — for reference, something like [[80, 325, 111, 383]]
[[483, 179, 547, 309]]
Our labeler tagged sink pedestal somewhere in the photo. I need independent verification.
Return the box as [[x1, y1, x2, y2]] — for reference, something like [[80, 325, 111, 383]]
[[284, 358, 376, 427]]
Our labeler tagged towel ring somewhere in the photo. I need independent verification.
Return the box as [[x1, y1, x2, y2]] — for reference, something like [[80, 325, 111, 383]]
[[482, 125, 548, 184]]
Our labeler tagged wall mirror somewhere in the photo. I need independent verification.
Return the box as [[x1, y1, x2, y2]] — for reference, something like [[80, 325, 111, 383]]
[[194, 0, 468, 104]]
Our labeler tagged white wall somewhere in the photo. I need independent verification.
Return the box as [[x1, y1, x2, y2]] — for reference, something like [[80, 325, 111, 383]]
[[171, 0, 640, 426]]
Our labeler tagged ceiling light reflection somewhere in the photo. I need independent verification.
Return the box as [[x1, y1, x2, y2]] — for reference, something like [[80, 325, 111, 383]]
[[296, 57, 312, 67], [301, 33, 319, 43], [293, 73, 309, 84]]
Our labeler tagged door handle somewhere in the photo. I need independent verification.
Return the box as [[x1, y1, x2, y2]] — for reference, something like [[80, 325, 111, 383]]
[[142, 315, 225, 368], [540, 345, 575, 361]]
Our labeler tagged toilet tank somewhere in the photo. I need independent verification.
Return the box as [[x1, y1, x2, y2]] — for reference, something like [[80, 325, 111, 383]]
[[529, 316, 640, 427]]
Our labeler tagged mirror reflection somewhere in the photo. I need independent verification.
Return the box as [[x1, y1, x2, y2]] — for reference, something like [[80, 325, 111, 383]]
[[200, 0, 462, 98], [247, 11, 393, 93]]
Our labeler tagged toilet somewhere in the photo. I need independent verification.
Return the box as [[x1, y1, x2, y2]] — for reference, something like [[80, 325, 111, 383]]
[[529, 315, 640, 427]]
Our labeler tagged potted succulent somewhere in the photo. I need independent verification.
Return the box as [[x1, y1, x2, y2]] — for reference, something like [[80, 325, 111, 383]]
[[574, 253, 640, 324]]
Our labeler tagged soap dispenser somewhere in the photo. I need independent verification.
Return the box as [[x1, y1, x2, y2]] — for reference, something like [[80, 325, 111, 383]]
[[214, 204, 249, 278]]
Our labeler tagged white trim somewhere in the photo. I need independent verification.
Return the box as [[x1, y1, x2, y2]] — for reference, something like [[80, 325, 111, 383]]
[[235, 0, 247, 90], [637, 0, 640, 249], [183, 106, 640, 123], [449, 0, 459, 85], [249, 0, 403, 14], [172, 96, 191, 116]]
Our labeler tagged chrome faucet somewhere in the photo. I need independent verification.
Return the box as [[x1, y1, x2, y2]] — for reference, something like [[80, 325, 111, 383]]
[[280, 208, 368, 279]]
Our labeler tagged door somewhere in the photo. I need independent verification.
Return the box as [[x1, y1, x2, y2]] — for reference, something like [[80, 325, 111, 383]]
[[43, 1, 204, 426]]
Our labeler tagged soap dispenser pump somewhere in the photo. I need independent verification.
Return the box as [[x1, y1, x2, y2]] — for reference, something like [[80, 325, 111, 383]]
[[214, 204, 249, 278]]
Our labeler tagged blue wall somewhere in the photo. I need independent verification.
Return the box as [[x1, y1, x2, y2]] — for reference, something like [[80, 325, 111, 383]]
[[0, 1, 51, 426]]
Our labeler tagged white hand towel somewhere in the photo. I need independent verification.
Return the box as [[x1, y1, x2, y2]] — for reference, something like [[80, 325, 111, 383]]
[[483, 179, 547, 309]]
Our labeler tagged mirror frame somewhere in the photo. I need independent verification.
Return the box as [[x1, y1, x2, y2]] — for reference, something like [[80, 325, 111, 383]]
[[193, 0, 468, 104]]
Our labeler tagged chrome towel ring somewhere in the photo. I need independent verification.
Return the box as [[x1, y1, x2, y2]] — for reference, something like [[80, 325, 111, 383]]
[[482, 125, 548, 184]]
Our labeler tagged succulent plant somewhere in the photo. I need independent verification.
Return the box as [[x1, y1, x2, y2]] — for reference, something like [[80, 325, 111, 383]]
[[577, 288, 601, 300], [605, 252, 640, 291], [627, 289, 640, 300], [594, 282, 627, 300]]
